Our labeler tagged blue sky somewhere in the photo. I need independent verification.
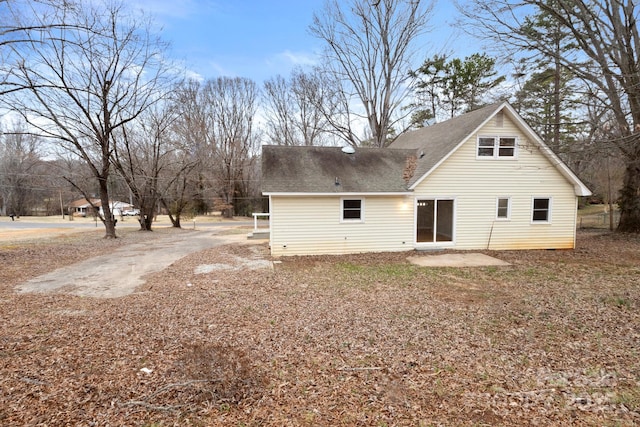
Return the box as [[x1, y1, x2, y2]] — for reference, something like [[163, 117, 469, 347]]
[[133, 0, 474, 83]]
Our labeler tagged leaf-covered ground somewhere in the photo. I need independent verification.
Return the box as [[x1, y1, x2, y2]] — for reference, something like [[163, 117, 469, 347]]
[[1, 229, 639, 426]]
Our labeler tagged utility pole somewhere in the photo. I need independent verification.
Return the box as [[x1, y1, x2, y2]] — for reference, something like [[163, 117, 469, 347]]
[[59, 190, 65, 219]]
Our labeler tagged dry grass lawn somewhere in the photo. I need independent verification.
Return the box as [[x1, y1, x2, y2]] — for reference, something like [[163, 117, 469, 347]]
[[0, 229, 639, 426]]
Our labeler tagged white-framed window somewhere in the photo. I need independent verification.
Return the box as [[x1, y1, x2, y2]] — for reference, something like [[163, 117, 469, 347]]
[[496, 197, 511, 220], [477, 136, 517, 158], [531, 197, 552, 223], [341, 198, 364, 222]]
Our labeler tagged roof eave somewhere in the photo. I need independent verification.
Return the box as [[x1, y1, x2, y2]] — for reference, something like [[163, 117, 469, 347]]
[[263, 191, 414, 197], [502, 103, 592, 197]]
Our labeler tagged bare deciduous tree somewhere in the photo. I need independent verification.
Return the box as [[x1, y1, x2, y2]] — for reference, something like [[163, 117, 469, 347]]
[[158, 158, 201, 228], [263, 75, 298, 146], [0, 120, 42, 216], [168, 80, 213, 221], [263, 67, 332, 146], [112, 102, 192, 231], [310, 0, 434, 147], [171, 78, 260, 218], [204, 77, 260, 218], [1, 0, 76, 93], [0, 0, 173, 238]]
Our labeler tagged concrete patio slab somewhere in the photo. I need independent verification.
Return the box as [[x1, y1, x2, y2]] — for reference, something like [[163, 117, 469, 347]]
[[407, 253, 511, 267]]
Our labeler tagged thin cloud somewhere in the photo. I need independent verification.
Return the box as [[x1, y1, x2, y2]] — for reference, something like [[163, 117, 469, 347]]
[[276, 50, 319, 67], [183, 69, 204, 82], [127, 0, 200, 19], [206, 61, 232, 78]]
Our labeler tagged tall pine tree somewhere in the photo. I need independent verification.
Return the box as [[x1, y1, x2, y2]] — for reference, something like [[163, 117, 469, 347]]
[[410, 53, 505, 126]]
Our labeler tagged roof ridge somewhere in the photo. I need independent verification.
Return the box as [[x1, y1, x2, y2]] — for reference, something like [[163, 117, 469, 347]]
[[390, 102, 504, 144]]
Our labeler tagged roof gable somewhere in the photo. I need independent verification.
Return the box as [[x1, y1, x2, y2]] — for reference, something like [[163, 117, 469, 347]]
[[389, 102, 591, 196], [389, 102, 503, 187], [262, 145, 414, 194], [69, 199, 133, 208], [69, 198, 101, 208]]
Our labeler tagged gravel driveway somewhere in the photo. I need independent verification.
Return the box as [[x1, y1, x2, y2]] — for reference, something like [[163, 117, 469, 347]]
[[15, 230, 265, 298]]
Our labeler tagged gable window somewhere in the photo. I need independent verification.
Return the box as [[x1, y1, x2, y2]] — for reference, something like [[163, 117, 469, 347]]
[[496, 197, 511, 220], [342, 198, 363, 222], [478, 137, 495, 157], [477, 136, 517, 158], [532, 197, 551, 223]]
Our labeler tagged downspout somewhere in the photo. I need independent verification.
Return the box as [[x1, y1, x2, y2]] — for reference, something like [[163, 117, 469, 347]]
[[487, 221, 496, 250], [268, 195, 272, 251]]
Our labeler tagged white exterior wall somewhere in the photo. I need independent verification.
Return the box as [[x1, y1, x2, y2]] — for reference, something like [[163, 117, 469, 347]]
[[269, 195, 414, 256], [413, 115, 578, 250]]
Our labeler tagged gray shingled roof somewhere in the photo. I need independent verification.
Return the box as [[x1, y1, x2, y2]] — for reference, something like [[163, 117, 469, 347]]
[[261, 145, 415, 193], [262, 103, 504, 194], [261, 102, 592, 197], [389, 102, 503, 187]]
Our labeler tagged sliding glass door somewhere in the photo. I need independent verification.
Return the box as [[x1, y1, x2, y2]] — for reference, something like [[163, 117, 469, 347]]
[[416, 199, 454, 243]]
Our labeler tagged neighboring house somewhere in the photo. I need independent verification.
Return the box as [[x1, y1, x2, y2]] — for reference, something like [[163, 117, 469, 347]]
[[261, 102, 591, 257], [68, 198, 133, 217], [100, 201, 134, 217], [69, 198, 101, 217]]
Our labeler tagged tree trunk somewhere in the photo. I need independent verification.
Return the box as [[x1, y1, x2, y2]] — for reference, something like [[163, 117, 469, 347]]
[[138, 212, 154, 231], [617, 157, 640, 232], [138, 202, 155, 231], [99, 180, 117, 239], [170, 216, 181, 228], [222, 192, 234, 218], [160, 198, 182, 228], [553, 38, 561, 151]]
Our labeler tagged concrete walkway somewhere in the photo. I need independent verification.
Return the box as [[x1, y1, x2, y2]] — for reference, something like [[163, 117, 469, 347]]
[[16, 230, 261, 298]]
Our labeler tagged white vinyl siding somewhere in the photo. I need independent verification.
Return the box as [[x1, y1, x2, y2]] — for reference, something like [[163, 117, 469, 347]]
[[414, 114, 578, 250], [269, 195, 413, 256]]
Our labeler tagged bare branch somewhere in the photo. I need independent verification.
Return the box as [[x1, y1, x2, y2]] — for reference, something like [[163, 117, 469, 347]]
[[310, 0, 435, 147]]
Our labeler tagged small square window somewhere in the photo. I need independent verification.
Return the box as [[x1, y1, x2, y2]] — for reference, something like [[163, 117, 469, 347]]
[[342, 199, 363, 221], [478, 137, 495, 157], [532, 198, 551, 222], [498, 137, 516, 157], [497, 197, 510, 219], [477, 136, 517, 158]]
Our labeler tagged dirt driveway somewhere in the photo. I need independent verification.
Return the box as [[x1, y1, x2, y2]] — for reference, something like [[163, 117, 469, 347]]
[[15, 229, 268, 298]]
